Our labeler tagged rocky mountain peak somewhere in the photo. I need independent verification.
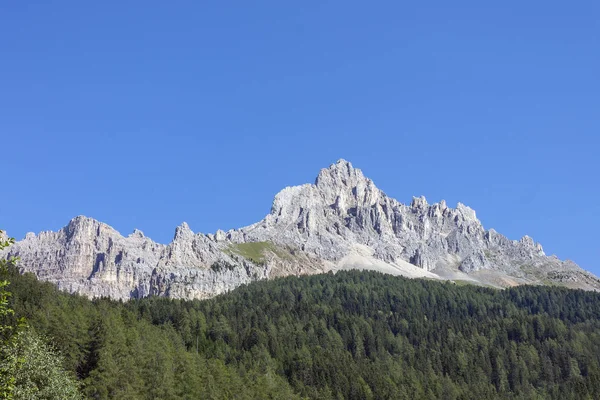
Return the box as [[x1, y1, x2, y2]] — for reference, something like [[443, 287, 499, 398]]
[[129, 229, 145, 239], [315, 159, 367, 189], [67, 215, 96, 227], [2, 159, 598, 300], [410, 196, 428, 209], [64, 215, 117, 241], [519, 235, 545, 256], [174, 222, 194, 241], [519, 235, 534, 247], [455, 202, 477, 221]]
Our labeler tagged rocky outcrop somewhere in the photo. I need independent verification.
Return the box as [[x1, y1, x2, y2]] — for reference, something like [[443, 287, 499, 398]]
[[2, 159, 599, 299], [241, 161, 491, 272]]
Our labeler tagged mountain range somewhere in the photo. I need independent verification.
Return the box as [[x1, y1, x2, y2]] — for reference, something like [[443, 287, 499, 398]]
[[3, 159, 598, 300]]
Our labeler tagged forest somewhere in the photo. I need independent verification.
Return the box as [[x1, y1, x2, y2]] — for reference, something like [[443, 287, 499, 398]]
[[2, 259, 600, 399]]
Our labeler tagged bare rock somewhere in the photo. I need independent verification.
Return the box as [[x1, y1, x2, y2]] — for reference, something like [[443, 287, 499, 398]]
[[2, 159, 598, 299]]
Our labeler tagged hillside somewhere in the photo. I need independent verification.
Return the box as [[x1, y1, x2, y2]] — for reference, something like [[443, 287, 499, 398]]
[[3, 266, 600, 399]]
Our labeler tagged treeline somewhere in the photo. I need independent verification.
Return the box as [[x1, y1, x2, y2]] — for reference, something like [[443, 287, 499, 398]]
[[3, 265, 600, 399]]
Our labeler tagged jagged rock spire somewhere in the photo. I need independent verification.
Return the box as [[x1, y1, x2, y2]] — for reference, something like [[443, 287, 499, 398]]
[[174, 222, 193, 241]]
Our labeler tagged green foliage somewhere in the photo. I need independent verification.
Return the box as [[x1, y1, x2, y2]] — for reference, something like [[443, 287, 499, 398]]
[[0, 231, 17, 334], [451, 279, 495, 288], [8, 329, 81, 399], [210, 260, 236, 273], [0, 327, 18, 399], [1, 230, 80, 399], [4, 255, 600, 399], [227, 241, 288, 264], [0, 231, 19, 398], [2, 265, 303, 399]]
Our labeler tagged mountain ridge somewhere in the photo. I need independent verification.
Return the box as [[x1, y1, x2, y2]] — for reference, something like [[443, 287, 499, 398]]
[[3, 159, 599, 299]]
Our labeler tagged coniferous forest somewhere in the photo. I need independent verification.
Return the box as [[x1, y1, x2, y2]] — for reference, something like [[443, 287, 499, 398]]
[[2, 263, 600, 399]]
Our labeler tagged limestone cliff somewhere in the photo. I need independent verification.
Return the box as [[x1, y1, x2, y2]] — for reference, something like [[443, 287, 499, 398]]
[[3, 160, 598, 299]]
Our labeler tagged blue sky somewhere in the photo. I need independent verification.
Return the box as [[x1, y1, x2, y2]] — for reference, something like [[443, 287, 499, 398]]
[[1, 1, 598, 273]]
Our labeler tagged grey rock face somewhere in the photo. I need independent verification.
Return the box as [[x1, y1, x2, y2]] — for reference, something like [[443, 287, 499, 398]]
[[242, 161, 490, 272], [2, 216, 271, 300], [2, 159, 599, 299], [239, 160, 598, 288]]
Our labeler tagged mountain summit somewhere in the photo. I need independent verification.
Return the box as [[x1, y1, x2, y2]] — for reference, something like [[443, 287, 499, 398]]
[[3, 160, 599, 299]]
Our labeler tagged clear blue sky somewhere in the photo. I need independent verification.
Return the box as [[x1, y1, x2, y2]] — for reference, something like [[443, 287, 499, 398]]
[[1, 1, 598, 273]]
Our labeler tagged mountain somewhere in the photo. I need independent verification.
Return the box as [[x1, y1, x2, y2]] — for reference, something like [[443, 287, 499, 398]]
[[3, 159, 599, 299]]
